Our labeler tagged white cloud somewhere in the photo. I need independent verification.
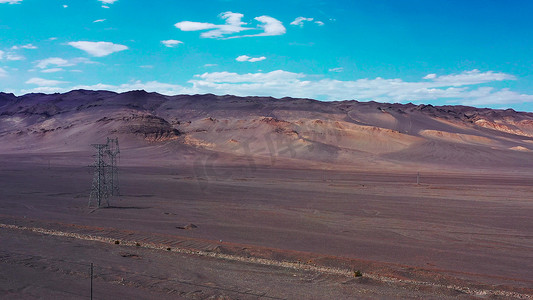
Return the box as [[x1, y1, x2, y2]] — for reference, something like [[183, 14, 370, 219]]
[[175, 12, 285, 39], [249, 57, 266, 62], [41, 68, 64, 73], [0, 47, 26, 60], [459, 88, 533, 106], [93, 19, 106, 23], [26, 77, 68, 86], [16, 69, 532, 107], [68, 41, 128, 57], [194, 70, 304, 84], [290, 17, 313, 26], [204, 64, 218, 67], [236, 55, 250, 62], [75, 81, 193, 95], [291, 17, 324, 27], [239, 16, 286, 38], [428, 69, 514, 86], [161, 39, 183, 48], [176, 21, 217, 31], [329, 67, 344, 72], [0, 0, 22, 4], [176, 12, 251, 39], [36, 57, 70, 69], [11, 44, 37, 50], [236, 55, 266, 62], [186, 69, 532, 106], [0, 67, 7, 77], [6, 53, 24, 61], [63, 4, 67, 8], [19, 86, 66, 94], [21, 81, 193, 96], [34, 57, 93, 74], [98, 0, 116, 6]]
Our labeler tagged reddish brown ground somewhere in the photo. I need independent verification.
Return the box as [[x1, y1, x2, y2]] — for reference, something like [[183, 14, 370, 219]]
[[1, 153, 533, 299]]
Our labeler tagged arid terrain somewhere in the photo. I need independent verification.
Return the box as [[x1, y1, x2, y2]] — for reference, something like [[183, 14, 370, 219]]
[[1, 91, 533, 299]]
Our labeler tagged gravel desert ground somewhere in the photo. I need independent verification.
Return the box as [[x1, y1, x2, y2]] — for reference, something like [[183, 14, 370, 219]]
[[1, 153, 532, 299]]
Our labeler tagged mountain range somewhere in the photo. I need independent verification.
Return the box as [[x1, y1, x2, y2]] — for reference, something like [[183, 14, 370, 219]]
[[1, 90, 533, 172]]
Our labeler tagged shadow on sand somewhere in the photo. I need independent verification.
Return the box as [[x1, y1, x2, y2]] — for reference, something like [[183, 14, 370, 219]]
[[101, 206, 152, 210]]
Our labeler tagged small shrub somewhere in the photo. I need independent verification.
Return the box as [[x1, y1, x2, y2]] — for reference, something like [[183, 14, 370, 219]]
[[166, 247, 171, 251], [114, 240, 120, 245], [135, 242, 141, 247], [353, 270, 363, 277]]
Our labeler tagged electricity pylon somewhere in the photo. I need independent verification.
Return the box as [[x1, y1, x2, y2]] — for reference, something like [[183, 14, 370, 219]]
[[88, 138, 120, 208], [106, 137, 120, 197]]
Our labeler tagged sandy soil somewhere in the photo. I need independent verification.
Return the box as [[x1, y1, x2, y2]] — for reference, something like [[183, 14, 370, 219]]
[[1, 153, 533, 299]]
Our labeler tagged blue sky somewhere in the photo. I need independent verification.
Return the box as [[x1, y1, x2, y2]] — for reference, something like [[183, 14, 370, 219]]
[[1, 0, 533, 111]]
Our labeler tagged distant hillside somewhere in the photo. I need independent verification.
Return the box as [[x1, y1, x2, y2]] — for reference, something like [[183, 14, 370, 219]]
[[1, 90, 533, 172]]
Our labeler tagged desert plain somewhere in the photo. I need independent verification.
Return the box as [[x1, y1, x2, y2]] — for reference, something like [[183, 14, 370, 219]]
[[1, 91, 533, 299]]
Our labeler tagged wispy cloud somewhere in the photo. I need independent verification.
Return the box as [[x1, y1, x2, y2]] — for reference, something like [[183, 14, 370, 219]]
[[41, 68, 64, 73], [26, 77, 68, 86], [74, 81, 192, 95], [0, 0, 22, 4], [175, 12, 250, 38], [192, 70, 302, 85], [11, 44, 37, 50], [291, 17, 324, 27], [329, 67, 344, 72], [0, 49, 24, 61], [187, 69, 533, 106], [236, 16, 285, 38], [0, 67, 7, 77], [7, 54, 24, 60], [17, 69, 533, 107], [161, 39, 183, 48], [93, 19, 106, 23], [424, 69, 514, 86], [35, 57, 92, 69], [290, 17, 313, 26], [68, 41, 128, 57], [98, 0, 117, 7], [21, 80, 192, 96], [175, 12, 285, 39], [236, 55, 266, 62], [35, 57, 70, 69]]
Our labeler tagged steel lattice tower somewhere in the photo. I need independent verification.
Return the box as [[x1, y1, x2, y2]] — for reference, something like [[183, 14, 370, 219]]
[[106, 137, 120, 197], [88, 138, 120, 208], [89, 143, 110, 208]]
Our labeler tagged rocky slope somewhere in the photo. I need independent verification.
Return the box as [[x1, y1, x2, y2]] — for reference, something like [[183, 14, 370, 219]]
[[1, 90, 533, 171]]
